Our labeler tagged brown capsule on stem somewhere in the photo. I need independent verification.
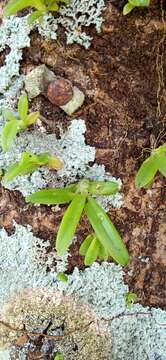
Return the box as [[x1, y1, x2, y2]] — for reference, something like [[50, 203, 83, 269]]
[[47, 78, 73, 106]]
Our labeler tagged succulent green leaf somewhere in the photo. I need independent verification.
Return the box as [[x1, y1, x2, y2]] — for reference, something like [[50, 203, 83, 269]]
[[3, 152, 51, 182], [18, 95, 28, 121], [54, 354, 64, 360], [85, 196, 129, 266], [28, 10, 44, 24], [84, 236, 100, 266], [64, 183, 78, 193], [125, 292, 137, 308], [88, 181, 119, 195], [59, 0, 69, 3], [156, 153, 166, 177], [135, 155, 158, 188], [129, 0, 150, 6], [79, 234, 94, 256], [4, 0, 34, 16], [1, 119, 20, 152], [123, 2, 135, 15], [57, 272, 68, 282], [26, 188, 75, 205], [157, 143, 166, 155], [23, 111, 40, 127], [48, 3, 59, 11], [4, 0, 46, 16], [33, 152, 50, 164], [3, 161, 30, 182], [56, 194, 86, 256], [3, 109, 16, 122], [98, 243, 109, 261]]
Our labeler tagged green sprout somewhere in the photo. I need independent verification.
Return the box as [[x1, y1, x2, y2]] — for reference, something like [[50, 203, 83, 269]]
[[79, 233, 109, 266], [3, 151, 63, 183], [135, 143, 166, 188], [123, 0, 150, 15], [125, 292, 137, 308], [54, 354, 64, 360], [4, 0, 68, 24], [26, 179, 130, 266], [1, 94, 40, 152], [57, 272, 68, 282]]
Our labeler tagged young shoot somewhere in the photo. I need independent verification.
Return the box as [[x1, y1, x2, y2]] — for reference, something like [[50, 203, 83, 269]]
[[57, 272, 68, 282], [123, 0, 150, 15], [54, 354, 64, 360], [1, 94, 40, 152], [79, 233, 109, 266], [26, 179, 130, 267], [4, 0, 68, 24], [3, 151, 63, 183], [135, 143, 166, 188], [125, 292, 137, 308]]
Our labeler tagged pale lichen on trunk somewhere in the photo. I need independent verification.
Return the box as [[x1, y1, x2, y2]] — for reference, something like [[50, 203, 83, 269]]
[[0, 1, 166, 359], [0, 224, 165, 359]]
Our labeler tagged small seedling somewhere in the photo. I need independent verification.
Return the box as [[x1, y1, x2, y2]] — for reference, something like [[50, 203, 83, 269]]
[[135, 143, 166, 188], [54, 354, 64, 360], [57, 272, 68, 282], [26, 179, 130, 266], [123, 0, 150, 15], [79, 233, 109, 266], [4, 0, 68, 24], [3, 151, 63, 183], [125, 292, 137, 308], [1, 94, 40, 152]]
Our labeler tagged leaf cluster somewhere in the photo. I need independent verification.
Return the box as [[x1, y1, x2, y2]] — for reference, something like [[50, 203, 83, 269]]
[[3, 151, 63, 183], [123, 0, 150, 15], [1, 95, 40, 152], [135, 143, 166, 188], [26, 179, 130, 267], [4, 0, 68, 24]]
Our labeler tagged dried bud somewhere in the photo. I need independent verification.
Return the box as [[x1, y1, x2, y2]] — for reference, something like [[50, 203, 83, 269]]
[[47, 78, 73, 106]]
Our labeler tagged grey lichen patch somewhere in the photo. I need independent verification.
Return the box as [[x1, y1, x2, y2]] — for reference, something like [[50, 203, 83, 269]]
[[37, 14, 58, 41], [0, 17, 31, 93], [0, 76, 25, 113], [0, 224, 165, 359], [37, 0, 106, 48], [0, 348, 11, 360], [0, 223, 66, 306], [58, 263, 128, 320], [109, 306, 166, 360], [0, 289, 111, 360], [58, 264, 166, 360]]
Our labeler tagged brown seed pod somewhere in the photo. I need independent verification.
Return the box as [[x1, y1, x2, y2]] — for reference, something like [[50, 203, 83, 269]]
[[47, 78, 73, 106]]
